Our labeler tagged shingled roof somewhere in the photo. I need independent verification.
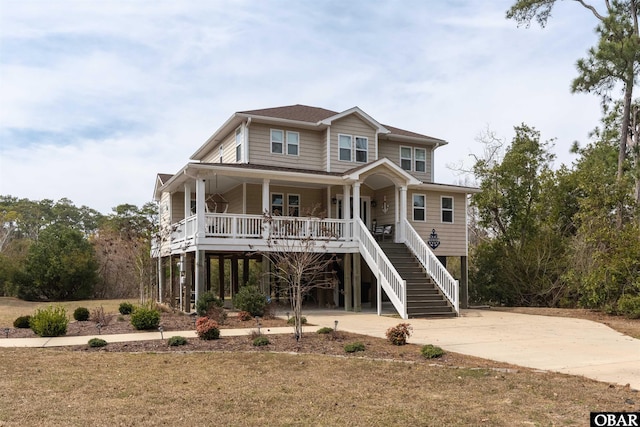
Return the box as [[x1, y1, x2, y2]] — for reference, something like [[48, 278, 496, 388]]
[[239, 104, 443, 142], [239, 104, 338, 123]]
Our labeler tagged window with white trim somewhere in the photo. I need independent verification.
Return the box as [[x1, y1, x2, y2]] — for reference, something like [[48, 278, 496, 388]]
[[271, 193, 284, 216], [355, 137, 368, 163], [288, 194, 300, 216], [400, 146, 412, 170], [235, 127, 242, 162], [339, 135, 352, 161], [219, 145, 223, 163], [271, 129, 283, 154], [413, 194, 426, 221], [287, 131, 299, 156], [441, 196, 453, 223], [415, 148, 426, 172]]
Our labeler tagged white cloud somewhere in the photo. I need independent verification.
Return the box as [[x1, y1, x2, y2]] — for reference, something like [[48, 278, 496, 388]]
[[0, 0, 608, 213]]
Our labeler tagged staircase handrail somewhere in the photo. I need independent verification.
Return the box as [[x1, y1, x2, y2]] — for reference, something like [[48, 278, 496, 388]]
[[354, 218, 408, 319], [401, 219, 459, 315]]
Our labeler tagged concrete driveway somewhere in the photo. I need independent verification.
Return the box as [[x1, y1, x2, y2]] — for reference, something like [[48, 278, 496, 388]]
[[303, 309, 640, 389]]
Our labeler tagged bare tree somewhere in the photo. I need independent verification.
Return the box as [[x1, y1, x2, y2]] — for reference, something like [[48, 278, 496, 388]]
[[259, 208, 341, 341]]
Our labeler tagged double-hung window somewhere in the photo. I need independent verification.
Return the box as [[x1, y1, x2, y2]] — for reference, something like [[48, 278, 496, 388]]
[[355, 137, 368, 163], [271, 129, 284, 154], [413, 194, 426, 221], [235, 127, 242, 162], [271, 193, 284, 216], [415, 148, 426, 172], [287, 131, 299, 156], [339, 135, 352, 161], [288, 194, 300, 216], [441, 196, 453, 223], [400, 146, 412, 171], [271, 130, 300, 156]]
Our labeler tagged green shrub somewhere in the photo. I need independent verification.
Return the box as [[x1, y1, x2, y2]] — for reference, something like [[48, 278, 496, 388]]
[[421, 344, 445, 359], [287, 316, 307, 325], [13, 315, 31, 329], [119, 302, 134, 315], [252, 336, 270, 346], [344, 342, 365, 353], [196, 291, 224, 317], [30, 306, 68, 337], [233, 285, 266, 317], [88, 338, 107, 348], [130, 306, 160, 330], [237, 310, 253, 321], [317, 327, 333, 334], [617, 294, 640, 319], [386, 323, 412, 346], [195, 317, 220, 340], [73, 307, 90, 321], [168, 336, 188, 347]]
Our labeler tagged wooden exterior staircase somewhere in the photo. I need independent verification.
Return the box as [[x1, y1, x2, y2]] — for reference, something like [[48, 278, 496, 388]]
[[379, 241, 456, 318]]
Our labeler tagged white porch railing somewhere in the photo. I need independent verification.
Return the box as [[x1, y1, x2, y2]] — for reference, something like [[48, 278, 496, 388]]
[[402, 218, 459, 315], [355, 218, 407, 319], [171, 213, 350, 244]]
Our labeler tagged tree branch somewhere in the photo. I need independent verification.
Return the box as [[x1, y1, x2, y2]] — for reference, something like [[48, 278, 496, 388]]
[[574, 0, 607, 21]]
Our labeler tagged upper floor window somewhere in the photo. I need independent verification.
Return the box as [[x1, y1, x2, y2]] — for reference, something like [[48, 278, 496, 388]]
[[413, 194, 426, 221], [287, 131, 299, 156], [271, 129, 300, 156], [235, 127, 242, 162], [339, 135, 352, 161], [271, 129, 284, 154], [219, 145, 223, 163], [400, 146, 412, 170], [355, 137, 368, 163], [288, 194, 300, 216], [441, 196, 453, 223], [415, 148, 426, 172]]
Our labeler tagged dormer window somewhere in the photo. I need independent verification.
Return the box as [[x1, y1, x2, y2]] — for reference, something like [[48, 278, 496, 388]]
[[339, 135, 352, 161], [355, 137, 368, 163], [339, 134, 368, 163]]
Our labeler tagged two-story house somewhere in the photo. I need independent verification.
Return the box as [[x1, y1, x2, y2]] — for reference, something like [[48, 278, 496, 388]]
[[152, 104, 478, 319]]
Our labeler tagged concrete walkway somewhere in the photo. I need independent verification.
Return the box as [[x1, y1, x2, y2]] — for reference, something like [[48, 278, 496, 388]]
[[304, 309, 640, 389], [1, 309, 638, 389]]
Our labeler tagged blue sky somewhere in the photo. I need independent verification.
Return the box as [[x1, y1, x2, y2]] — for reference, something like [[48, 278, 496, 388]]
[[0, 0, 603, 213]]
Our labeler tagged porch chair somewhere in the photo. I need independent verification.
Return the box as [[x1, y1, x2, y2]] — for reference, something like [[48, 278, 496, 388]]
[[372, 224, 393, 241]]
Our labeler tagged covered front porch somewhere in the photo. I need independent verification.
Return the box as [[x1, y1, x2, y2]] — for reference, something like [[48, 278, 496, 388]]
[[154, 160, 463, 319]]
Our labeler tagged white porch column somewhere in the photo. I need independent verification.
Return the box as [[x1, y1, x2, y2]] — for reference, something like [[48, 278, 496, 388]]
[[184, 183, 192, 219], [343, 184, 351, 239], [262, 179, 270, 238], [398, 186, 407, 243], [352, 182, 361, 223], [195, 178, 206, 238]]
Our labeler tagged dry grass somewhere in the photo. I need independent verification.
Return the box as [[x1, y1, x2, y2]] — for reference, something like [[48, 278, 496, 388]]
[[0, 348, 637, 426], [1, 299, 639, 425], [0, 297, 136, 327]]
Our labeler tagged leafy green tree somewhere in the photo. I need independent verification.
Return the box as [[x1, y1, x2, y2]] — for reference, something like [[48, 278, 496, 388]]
[[16, 224, 98, 300], [507, 0, 640, 220], [471, 125, 570, 306]]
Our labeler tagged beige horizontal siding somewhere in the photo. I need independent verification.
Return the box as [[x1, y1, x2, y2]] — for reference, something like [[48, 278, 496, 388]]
[[248, 123, 324, 170], [407, 191, 467, 256], [378, 140, 433, 182]]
